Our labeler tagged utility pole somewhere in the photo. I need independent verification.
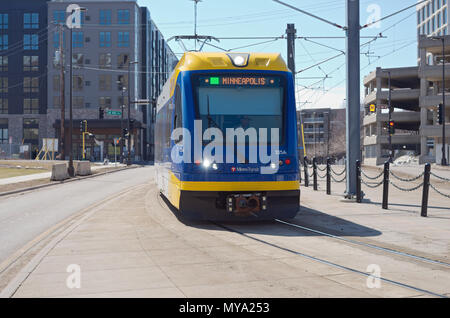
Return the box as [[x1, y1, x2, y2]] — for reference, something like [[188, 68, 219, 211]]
[[286, 23, 305, 162], [385, 70, 393, 163], [127, 61, 138, 166], [345, 0, 361, 197], [58, 23, 65, 161]]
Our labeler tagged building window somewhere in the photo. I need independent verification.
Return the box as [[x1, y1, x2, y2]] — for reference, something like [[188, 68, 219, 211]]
[[118, 53, 129, 69], [117, 10, 130, 24], [23, 98, 39, 114], [23, 119, 39, 143], [118, 96, 128, 108], [73, 75, 83, 91], [53, 75, 60, 91], [438, 12, 442, 28], [24, 13, 39, 29], [0, 99, 7, 114], [72, 32, 83, 48], [117, 75, 128, 90], [99, 75, 112, 91], [444, 8, 448, 24], [0, 119, 7, 143], [24, 77, 39, 93], [99, 96, 111, 109], [24, 34, 38, 50], [53, 31, 66, 48], [100, 10, 111, 25], [99, 32, 111, 48], [53, 10, 65, 24], [72, 53, 83, 66], [0, 56, 7, 71], [0, 77, 7, 93], [73, 96, 84, 109], [118, 32, 129, 47], [0, 14, 8, 29], [0, 35, 8, 50], [53, 96, 61, 108], [99, 53, 111, 68], [23, 56, 38, 71]]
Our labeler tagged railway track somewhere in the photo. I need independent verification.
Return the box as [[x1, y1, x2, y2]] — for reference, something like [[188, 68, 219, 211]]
[[213, 221, 449, 298], [274, 219, 450, 268]]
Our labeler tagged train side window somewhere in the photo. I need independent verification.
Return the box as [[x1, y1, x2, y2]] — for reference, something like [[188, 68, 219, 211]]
[[174, 85, 183, 143]]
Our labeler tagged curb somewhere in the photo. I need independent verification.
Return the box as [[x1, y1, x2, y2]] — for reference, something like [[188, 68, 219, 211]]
[[0, 165, 141, 198]]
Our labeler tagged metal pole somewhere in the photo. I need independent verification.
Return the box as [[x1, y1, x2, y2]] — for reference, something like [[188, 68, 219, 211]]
[[387, 71, 393, 163], [59, 23, 65, 161], [326, 157, 331, 195], [345, 0, 361, 197], [127, 63, 131, 166], [356, 160, 361, 203], [382, 161, 390, 209], [68, 26, 74, 176], [120, 87, 124, 163], [304, 156, 309, 187], [442, 38, 447, 166], [313, 157, 318, 191], [421, 163, 431, 217]]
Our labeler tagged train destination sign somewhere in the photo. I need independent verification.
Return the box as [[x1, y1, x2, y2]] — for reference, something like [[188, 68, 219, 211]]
[[200, 76, 280, 87]]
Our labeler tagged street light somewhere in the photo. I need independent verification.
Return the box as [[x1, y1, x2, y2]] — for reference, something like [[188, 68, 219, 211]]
[[127, 61, 138, 166], [68, 7, 87, 177], [429, 36, 447, 166]]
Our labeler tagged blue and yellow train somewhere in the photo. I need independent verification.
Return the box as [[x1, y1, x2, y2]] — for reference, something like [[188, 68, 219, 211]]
[[155, 52, 300, 220]]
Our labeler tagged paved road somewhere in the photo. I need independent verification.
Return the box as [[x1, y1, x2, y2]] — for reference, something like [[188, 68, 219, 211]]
[[0, 166, 154, 265]]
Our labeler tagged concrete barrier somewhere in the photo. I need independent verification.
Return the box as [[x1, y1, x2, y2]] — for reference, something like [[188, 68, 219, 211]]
[[75, 161, 92, 176], [51, 163, 69, 181]]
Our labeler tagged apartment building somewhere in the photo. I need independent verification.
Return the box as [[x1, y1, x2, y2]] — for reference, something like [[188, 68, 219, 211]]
[[0, 0, 50, 156], [46, 0, 177, 161], [418, 35, 450, 163], [417, 0, 449, 39], [298, 108, 346, 162]]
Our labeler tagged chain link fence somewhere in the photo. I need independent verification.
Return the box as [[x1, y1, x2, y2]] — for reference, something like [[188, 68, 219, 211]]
[[0, 143, 33, 160]]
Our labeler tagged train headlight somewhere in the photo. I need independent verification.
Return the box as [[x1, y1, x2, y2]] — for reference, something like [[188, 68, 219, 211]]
[[212, 163, 218, 170], [203, 158, 211, 168], [233, 56, 245, 66]]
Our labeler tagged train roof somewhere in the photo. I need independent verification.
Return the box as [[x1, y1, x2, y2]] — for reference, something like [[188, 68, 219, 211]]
[[174, 52, 289, 72]]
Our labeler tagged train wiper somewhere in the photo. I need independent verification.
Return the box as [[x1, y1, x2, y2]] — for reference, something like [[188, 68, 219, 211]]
[[207, 95, 220, 130]]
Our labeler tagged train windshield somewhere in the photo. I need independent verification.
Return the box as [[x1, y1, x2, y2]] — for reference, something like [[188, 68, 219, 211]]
[[194, 75, 285, 142]]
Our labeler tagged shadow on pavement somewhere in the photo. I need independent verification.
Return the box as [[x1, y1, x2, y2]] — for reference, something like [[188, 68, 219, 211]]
[[160, 194, 382, 238]]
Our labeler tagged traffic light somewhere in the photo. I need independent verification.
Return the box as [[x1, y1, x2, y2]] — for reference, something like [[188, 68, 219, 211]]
[[79, 120, 87, 133], [129, 119, 135, 130], [389, 121, 395, 135], [123, 128, 129, 137], [438, 104, 444, 125], [99, 107, 104, 119], [369, 104, 376, 112]]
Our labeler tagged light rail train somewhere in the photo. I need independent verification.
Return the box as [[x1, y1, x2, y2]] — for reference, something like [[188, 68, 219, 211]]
[[155, 52, 300, 220]]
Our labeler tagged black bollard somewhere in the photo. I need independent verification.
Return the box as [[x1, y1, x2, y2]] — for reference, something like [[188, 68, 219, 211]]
[[304, 156, 309, 187], [421, 163, 431, 217], [313, 157, 318, 191], [356, 160, 361, 203], [382, 161, 390, 210], [326, 157, 331, 195]]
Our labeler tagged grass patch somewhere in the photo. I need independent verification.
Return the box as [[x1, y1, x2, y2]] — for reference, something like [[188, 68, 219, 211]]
[[0, 167, 48, 179]]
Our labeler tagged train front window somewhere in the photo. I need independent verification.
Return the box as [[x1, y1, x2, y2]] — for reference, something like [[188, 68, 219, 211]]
[[194, 75, 285, 143]]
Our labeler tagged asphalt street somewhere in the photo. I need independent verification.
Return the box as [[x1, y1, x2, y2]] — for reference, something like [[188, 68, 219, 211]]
[[0, 166, 154, 265]]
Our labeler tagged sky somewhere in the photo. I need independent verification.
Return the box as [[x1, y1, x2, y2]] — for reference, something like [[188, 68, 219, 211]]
[[138, 0, 419, 109]]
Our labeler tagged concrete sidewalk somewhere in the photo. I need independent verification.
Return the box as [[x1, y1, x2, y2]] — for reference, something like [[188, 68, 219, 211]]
[[2, 179, 449, 298]]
